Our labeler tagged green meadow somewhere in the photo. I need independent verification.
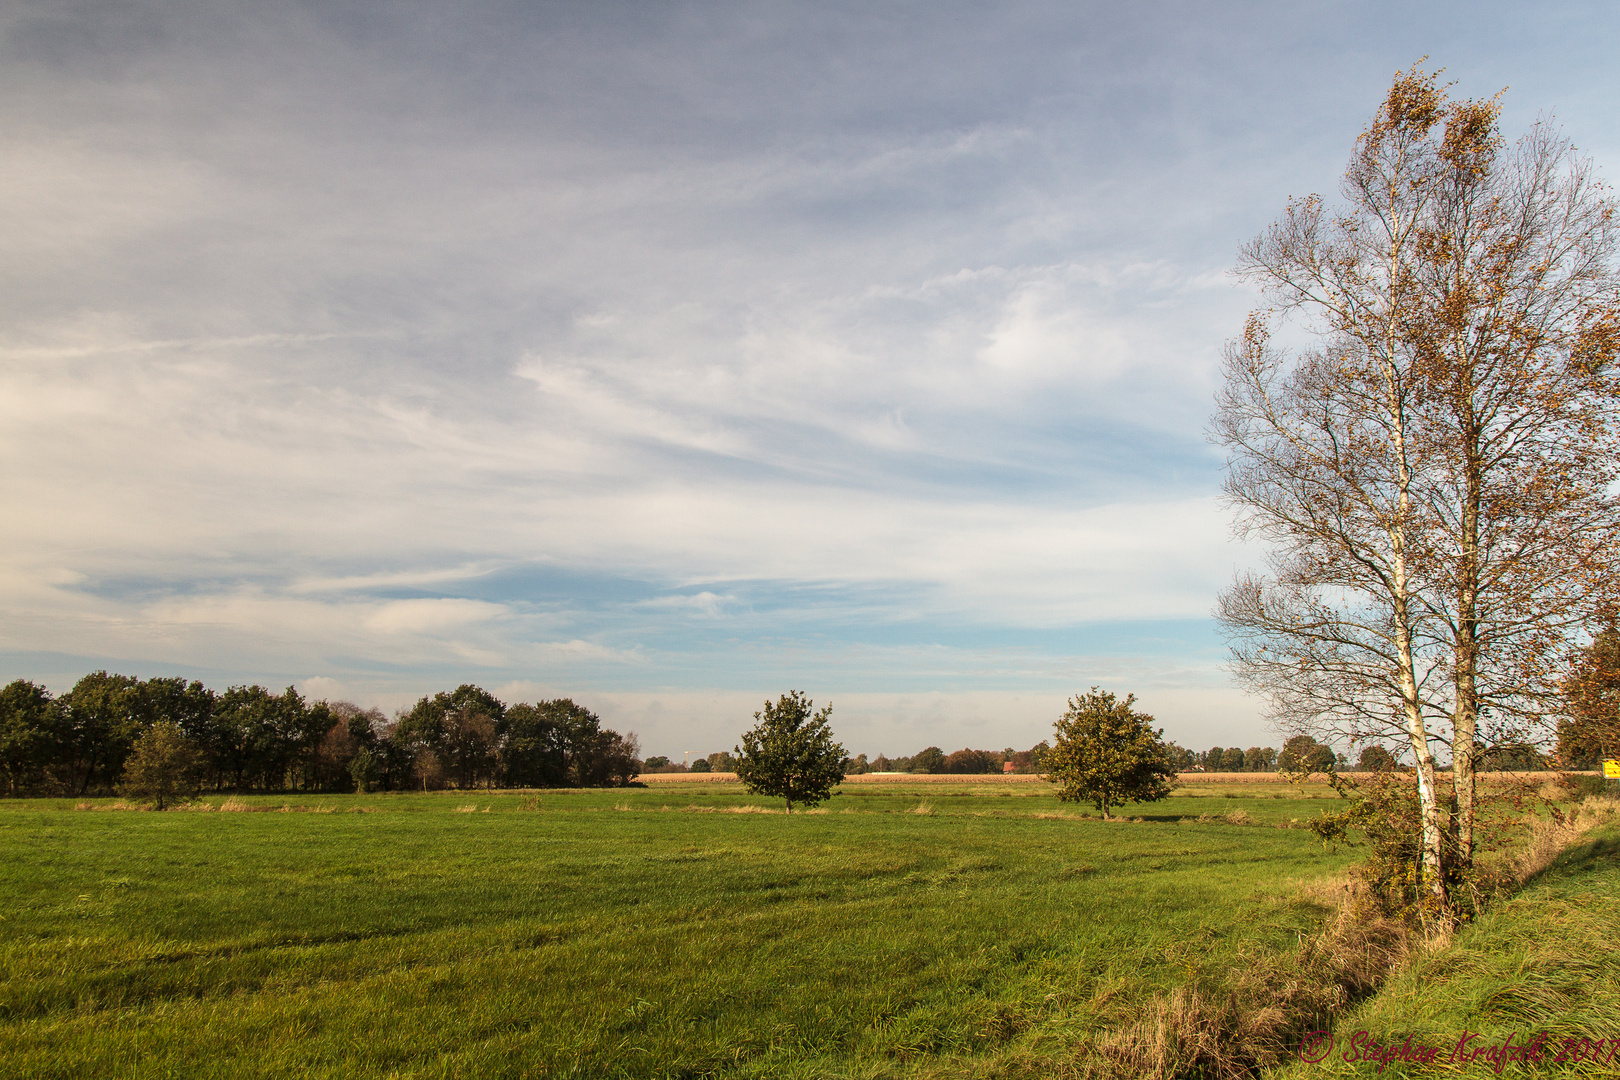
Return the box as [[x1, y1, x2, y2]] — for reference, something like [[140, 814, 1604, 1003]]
[[2, 780, 1368, 1078]]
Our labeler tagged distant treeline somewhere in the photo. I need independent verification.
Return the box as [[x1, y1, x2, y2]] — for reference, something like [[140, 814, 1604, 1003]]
[[657, 736, 1509, 777], [0, 673, 640, 797], [651, 740, 1302, 776]]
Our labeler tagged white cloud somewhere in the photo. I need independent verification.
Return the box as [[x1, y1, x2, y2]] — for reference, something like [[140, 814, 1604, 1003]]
[[364, 599, 510, 635], [4, 0, 1609, 751]]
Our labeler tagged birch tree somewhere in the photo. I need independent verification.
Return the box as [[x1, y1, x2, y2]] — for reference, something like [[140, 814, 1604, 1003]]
[[1404, 104, 1620, 866], [1215, 67, 1455, 910], [1216, 66, 1620, 914]]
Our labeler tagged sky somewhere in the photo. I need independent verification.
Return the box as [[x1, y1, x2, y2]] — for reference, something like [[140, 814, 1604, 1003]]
[[4, 1, 1619, 758]]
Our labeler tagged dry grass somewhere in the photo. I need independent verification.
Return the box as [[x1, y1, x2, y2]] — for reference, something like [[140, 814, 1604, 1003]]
[[1506, 795, 1620, 884], [1069, 792, 1620, 1079], [72, 798, 358, 813], [1195, 810, 1253, 825], [1078, 885, 1414, 1080]]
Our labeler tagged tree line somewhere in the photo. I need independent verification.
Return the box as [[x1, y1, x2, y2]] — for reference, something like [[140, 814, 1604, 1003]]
[[654, 740, 1349, 776], [0, 673, 639, 797]]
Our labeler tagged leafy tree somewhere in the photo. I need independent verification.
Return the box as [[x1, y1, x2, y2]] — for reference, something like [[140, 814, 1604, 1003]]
[[706, 751, 736, 772], [576, 728, 640, 786], [1045, 689, 1176, 819], [348, 745, 377, 793], [943, 748, 1000, 774], [119, 721, 201, 809], [1278, 735, 1337, 773], [1159, 742, 1197, 772], [1560, 624, 1620, 769], [441, 707, 500, 788], [493, 698, 638, 787], [734, 691, 846, 813], [909, 746, 946, 774], [142, 678, 216, 741], [1357, 744, 1399, 772], [688, 757, 711, 773], [1478, 744, 1547, 771], [0, 680, 62, 795], [643, 755, 671, 769], [540, 699, 638, 786], [213, 685, 316, 791], [371, 720, 416, 791], [500, 701, 571, 787], [304, 701, 386, 792], [61, 672, 149, 794], [397, 685, 505, 789]]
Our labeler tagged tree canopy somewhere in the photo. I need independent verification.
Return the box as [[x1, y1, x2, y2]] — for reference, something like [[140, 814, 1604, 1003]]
[[0, 674, 641, 797], [1044, 689, 1176, 819]]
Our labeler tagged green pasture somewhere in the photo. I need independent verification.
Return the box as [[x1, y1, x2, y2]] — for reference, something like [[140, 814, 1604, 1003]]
[[1, 781, 1358, 1078]]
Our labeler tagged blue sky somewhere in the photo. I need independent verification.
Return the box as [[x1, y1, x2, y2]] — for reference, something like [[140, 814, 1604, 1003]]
[[3, 1, 1619, 756]]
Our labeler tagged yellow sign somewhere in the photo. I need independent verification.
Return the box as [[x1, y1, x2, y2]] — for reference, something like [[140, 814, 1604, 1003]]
[[1605, 760, 1620, 779]]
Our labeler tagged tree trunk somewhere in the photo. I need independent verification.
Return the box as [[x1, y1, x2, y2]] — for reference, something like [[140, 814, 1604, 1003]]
[[1383, 273, 1451, 914]]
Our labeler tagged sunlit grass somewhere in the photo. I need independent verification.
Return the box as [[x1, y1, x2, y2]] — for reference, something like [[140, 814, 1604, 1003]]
[[2, 784, 1362, 1078], [1264, 816, 1620, 1080]]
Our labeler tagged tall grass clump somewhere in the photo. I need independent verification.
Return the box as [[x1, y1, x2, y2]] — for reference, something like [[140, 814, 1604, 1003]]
[[1080, 884, 1412, 1080]]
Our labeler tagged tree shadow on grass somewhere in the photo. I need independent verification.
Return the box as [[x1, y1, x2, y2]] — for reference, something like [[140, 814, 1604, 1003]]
[[1522, 829, 1620, 890]]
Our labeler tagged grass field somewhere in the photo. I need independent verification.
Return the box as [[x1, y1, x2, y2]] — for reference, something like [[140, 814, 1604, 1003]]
[[0, 778, 1514, 1078]]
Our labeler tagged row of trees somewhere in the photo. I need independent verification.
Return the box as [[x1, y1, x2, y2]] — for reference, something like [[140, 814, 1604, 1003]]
[[724, 689, 1179, 821], [654, 739, 1446, 776], [1215, 65, 1620, 916], [0, 673, 640, 797]]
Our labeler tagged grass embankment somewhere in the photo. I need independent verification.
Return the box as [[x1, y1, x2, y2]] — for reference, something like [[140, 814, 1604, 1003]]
[[1, 781, 1354, 1079], [1263, 799, 1620, 1080]]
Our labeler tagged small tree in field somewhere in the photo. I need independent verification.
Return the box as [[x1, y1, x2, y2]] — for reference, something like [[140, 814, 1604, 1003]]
[[1045, 689, 1176, 819], [119, 721, 200, 809], [734, 691, 845, 813]]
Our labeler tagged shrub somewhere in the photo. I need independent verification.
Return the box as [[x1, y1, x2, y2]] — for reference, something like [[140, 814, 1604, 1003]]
[[119, 721, 201, 810]]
